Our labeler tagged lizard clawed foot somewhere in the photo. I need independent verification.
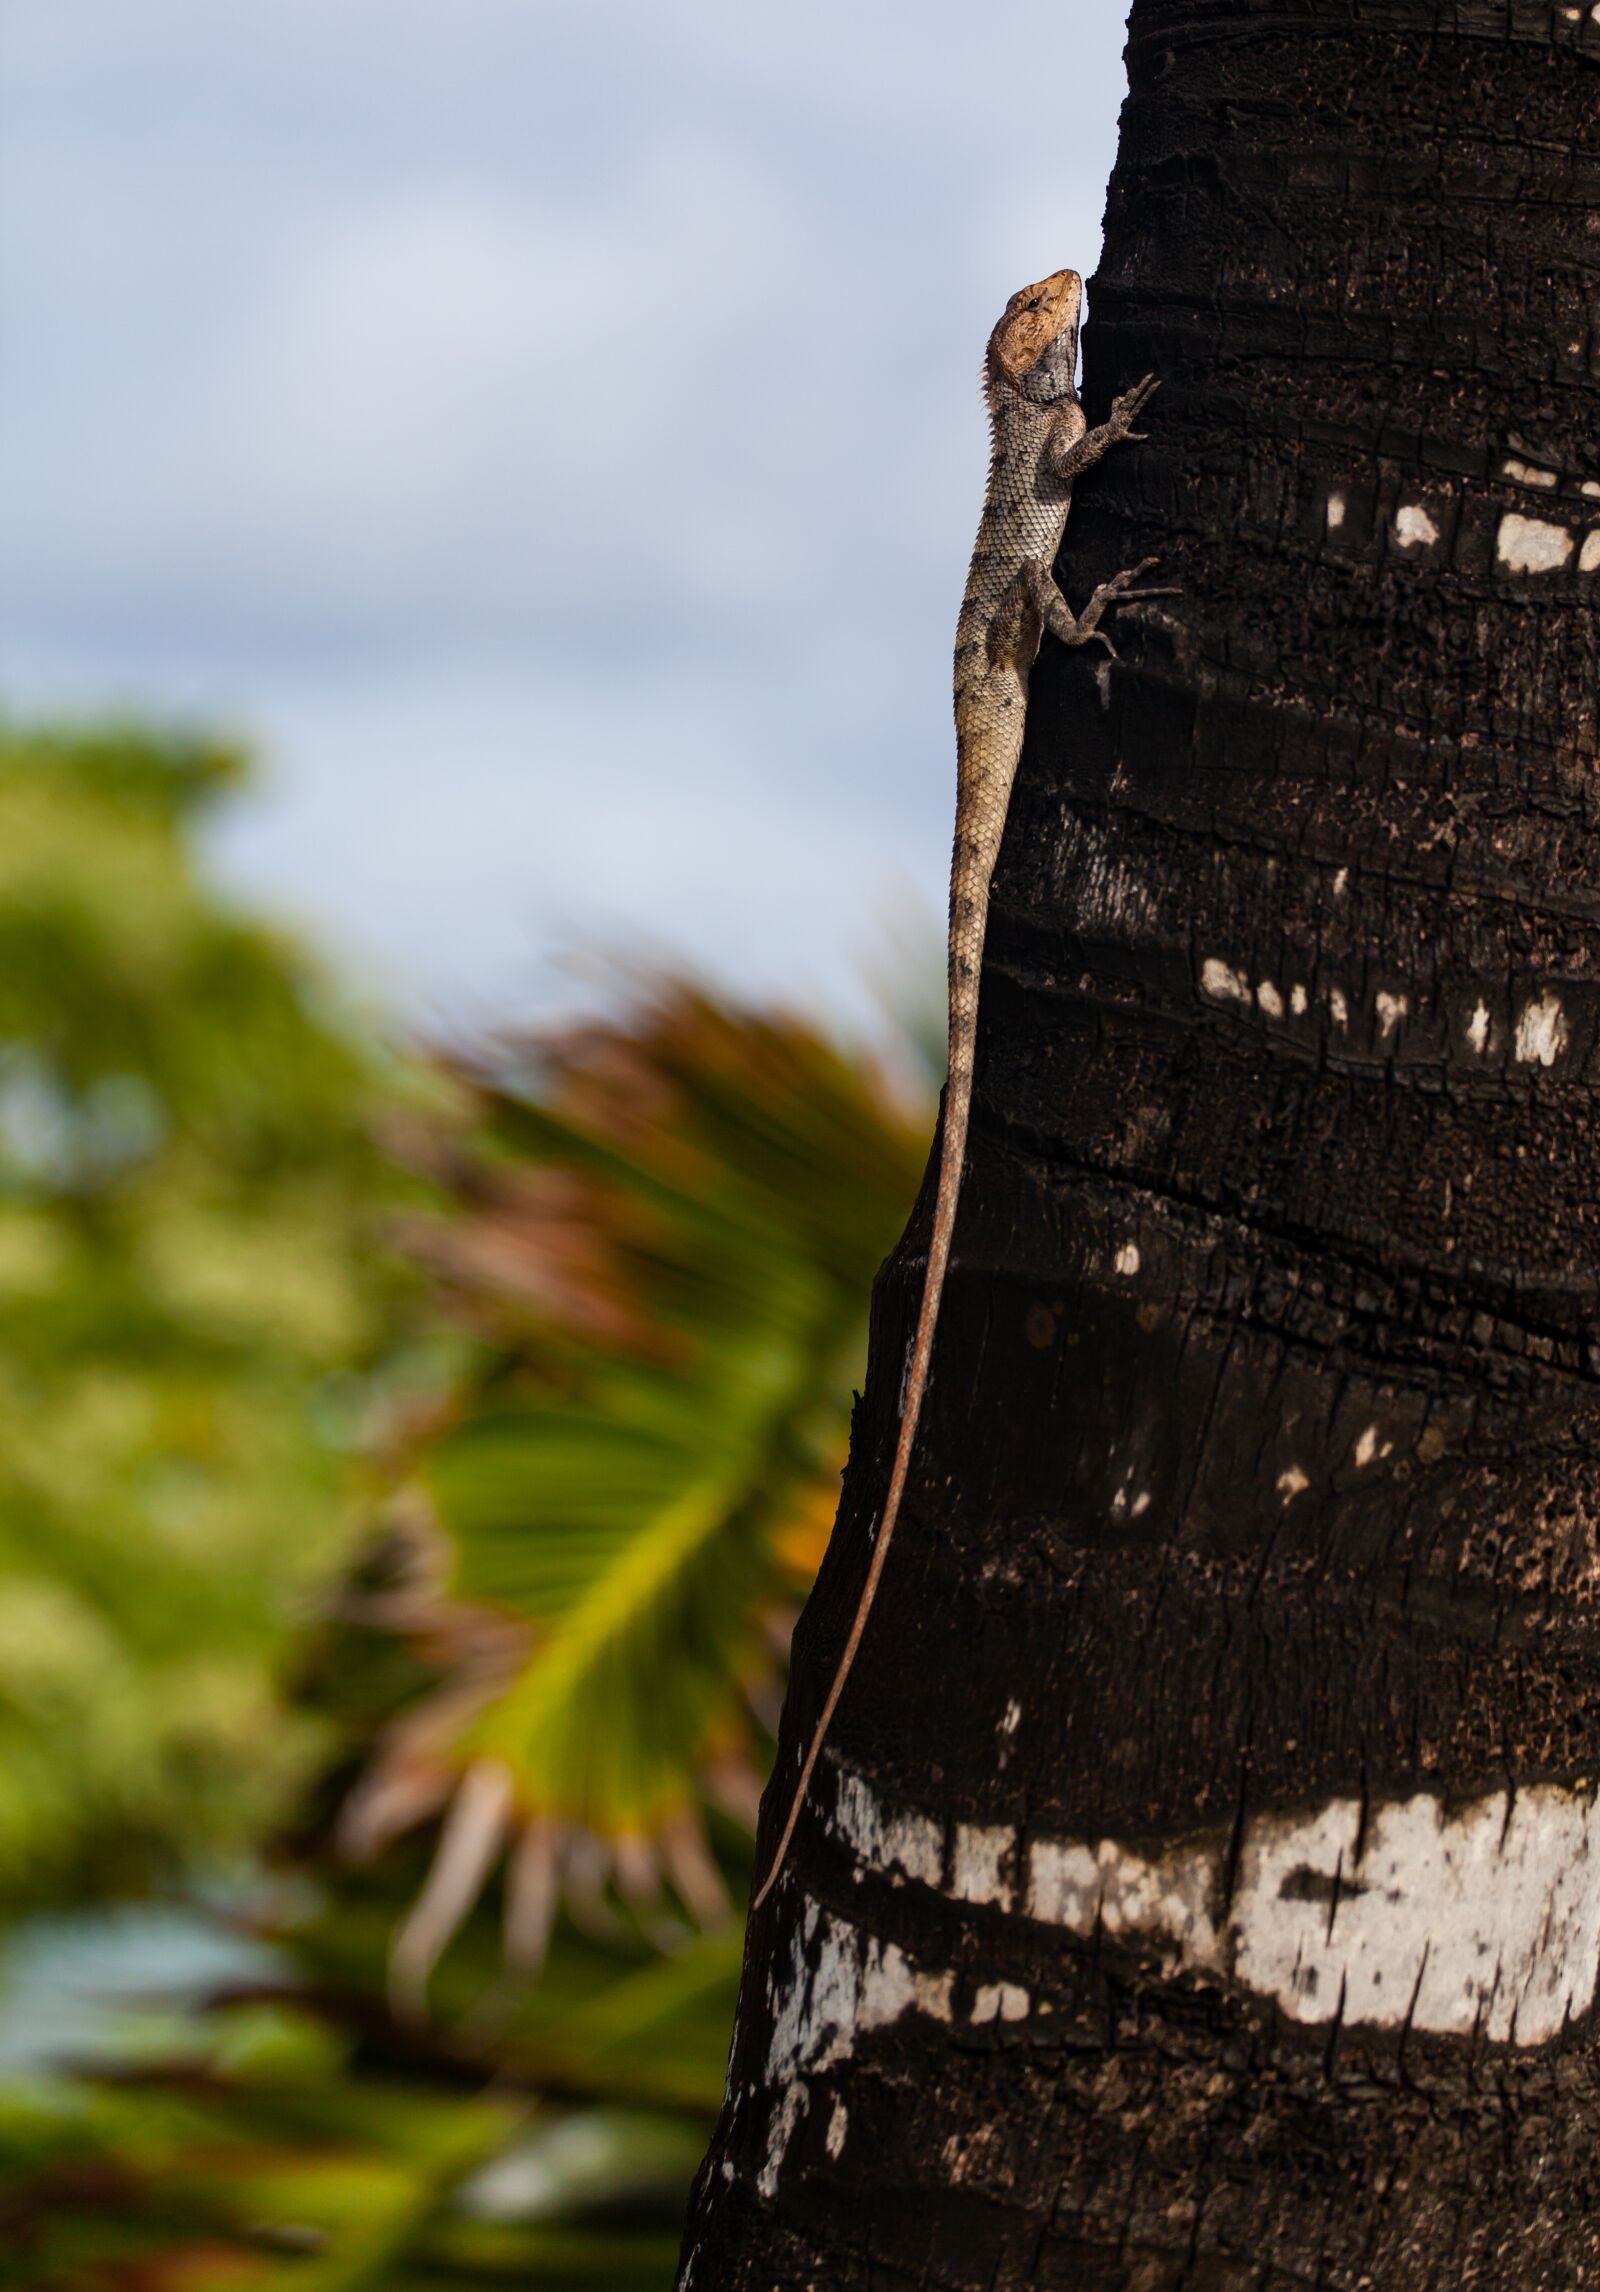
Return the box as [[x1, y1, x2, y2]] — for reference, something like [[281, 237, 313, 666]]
[[1072, 557, 1179, 649], [1108, 373, 1160, 439], [1080, 557, 1169, 620]]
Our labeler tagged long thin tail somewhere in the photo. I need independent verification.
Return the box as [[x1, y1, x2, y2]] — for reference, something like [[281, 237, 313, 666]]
[[752, 876, 985, 1911]]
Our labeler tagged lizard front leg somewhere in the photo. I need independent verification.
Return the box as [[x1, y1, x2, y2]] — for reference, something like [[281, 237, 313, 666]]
[[1048, 372, 1160, 484]]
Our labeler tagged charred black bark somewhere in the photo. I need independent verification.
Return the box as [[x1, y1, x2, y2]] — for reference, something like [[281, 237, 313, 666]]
[[683, 4, 1600, 2284]]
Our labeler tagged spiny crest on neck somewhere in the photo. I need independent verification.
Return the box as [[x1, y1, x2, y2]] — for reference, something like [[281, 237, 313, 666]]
[[986, 267, 1082, 408]]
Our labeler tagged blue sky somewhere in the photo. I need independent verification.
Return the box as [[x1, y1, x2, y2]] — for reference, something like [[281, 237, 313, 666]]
[[3, 2, 1133, 1033]]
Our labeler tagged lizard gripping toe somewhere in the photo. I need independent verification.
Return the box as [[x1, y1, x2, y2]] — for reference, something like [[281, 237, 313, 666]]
[[1075, 558, 1178, 643], [1108, 371, 1161, 439]]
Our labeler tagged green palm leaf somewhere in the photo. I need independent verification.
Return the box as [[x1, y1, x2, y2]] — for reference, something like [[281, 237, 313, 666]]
[[354, 981, 928, 1965]]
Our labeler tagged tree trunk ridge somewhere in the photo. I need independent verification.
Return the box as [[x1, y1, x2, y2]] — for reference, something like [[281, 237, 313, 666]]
[[682, 1, 1600, 2283]]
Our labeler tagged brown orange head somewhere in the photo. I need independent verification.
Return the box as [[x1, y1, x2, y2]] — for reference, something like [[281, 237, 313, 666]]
[[986, 267, 1082, 404]]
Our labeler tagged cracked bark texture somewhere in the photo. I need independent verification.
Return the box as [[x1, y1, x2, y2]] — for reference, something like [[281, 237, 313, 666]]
[[680, 2, 1600, 2284]]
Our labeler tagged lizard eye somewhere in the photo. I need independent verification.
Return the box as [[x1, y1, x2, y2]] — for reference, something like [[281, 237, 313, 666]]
[[1025, 296, 1042, 311]]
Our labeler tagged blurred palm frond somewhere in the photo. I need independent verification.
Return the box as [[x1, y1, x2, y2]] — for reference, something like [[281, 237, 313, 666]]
[[334, 981, 930, 1994]]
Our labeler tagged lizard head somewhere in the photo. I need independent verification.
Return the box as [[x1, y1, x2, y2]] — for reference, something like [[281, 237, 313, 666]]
[[986, 268, 1082, 404]]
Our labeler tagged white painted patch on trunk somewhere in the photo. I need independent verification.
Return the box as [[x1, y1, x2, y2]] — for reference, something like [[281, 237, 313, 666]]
[[1234, 1791, 1600, 2043], [1497, 513, 1576, 573], [1256, 979, 1283, 1018], [1023, 1786, 1600, 2047], [1375, 991, 1407, 1039], [1502, 457, 1559, 489], [1467, 1000, 1491, 1054], [1328, 987, 1349, 1028], [758, 2086, 808, 2199], [1326, 491, 1346, 531], [951, 1821, 1015, 1910], [814, 1767, 1600, 2050], [1583, 480, 1600, 500], [1061, 815, 1160, 937], [1514, 991, 1569, 1067], [760, 1900, 954, 2193], [971, 1981, 1030, 2024], [1333, 868, 1349, 895], [1581, 530, 1600, 574], [1201, 958, 1251, 1006], [832, 1765, 942, 1886], [1000, 1699, 1022, 1736], [1277, 1465, 1309, 1501], [1394, 504, 1439, 548], [1115, 1242, 1141, 1276], [1026, 1834, 1222, 1962], [1291, 983, 1309, 1016], [1354, 1422, 1392, 1467], [825, 2098, 848, 2158]]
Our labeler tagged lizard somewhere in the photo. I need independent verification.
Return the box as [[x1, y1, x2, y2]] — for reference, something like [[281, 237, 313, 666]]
[[753, 266, 1168, 1912]]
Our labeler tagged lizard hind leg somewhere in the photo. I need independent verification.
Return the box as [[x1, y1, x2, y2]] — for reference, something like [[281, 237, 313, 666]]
[[984, 563, 1047, 672], [1031, 555, 1181, 661]]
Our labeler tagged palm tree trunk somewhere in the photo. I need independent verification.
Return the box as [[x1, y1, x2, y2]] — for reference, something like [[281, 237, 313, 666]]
[[681, 2, 1600, 2281]]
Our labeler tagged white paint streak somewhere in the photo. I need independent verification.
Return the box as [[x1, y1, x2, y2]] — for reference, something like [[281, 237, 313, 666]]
[[971, 1982, 1030, 2024], [1394, 503, 1439, 548], [1234, 1791, 1600, 2044], [1497, 512, 1576, 574], [832, 1766, 942, 1886], [1503, 457, 1559, 489], [758, 2086, 808, 2199], [951, 1822, 1015, 1911], [760, 1901, 954, 2194], [1115, 1242, 1141, 1277], [1375, 991, 1408, 1040], [1329, 987, 1349, 1028], [1325, 491, 1346, 531], [1583, 481, 1600, 501], [1467, 1000, 1491, 1054], [832, 1766, 1022, 1906], [1130, 1489, 1152, 1519], [1027, 1834, 1221, 1962], [825, 2099, 848, 2158], [811, 1759, 1600, 2052], [1257, 980, 1283, 1018], [1024, 1786, 1600, 2047], [1291, 984, 1308, 1016], [1058, 814, 1158, 938], [999, 1700, 1022, 1736], [1581, 530, 1600, 575], [1354, 1422, 1390, 1468], [1201, 957, 1251, 1006], [1277, 1466, 1309, 1501], [1333, 868, 1349, 895], [1514, 991, 1569, 1068]]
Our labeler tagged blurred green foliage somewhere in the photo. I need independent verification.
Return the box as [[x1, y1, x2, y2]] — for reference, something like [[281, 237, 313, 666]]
[[357, 986, 931, 1969], [0, 717, 397, 1907], [0, 722, 934, 2289]]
